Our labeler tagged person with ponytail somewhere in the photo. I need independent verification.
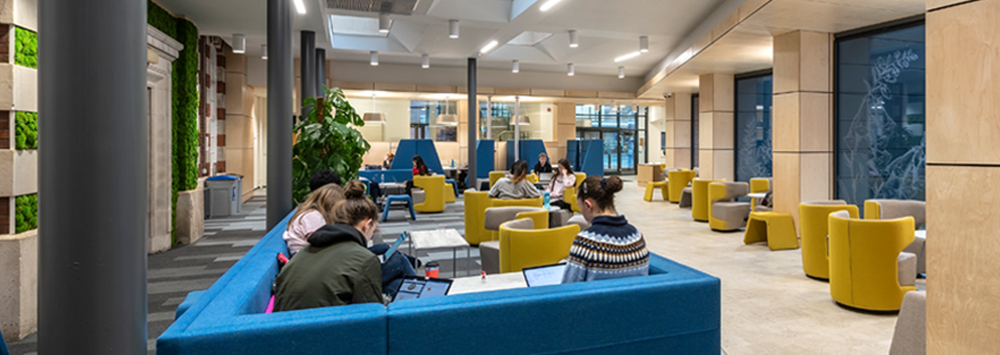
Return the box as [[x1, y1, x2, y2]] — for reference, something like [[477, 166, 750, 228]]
[[283, 183, 344, 256], [545, 158, 577, 210], [561, 176, 649, 283], [274, 181, 414, 311], [488, 160, 541, 200]]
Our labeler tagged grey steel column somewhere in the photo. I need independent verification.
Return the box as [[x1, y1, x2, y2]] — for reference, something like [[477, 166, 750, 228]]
[[268, 0, 293, 229], [467, 58, 478, 189], [316, 48, 326, 94], [38, 0, 147, 353], [300, 31, 316, 107]]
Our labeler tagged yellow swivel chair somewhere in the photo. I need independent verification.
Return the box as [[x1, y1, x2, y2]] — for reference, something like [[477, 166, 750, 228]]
[[864, 199, 927, 275], [691, 178, 724, 222], [498, 218, 581, 273], [708, 182, 751, 231], [667, 170, 696, 203], [799, 201, 858, 280], [828, 211, 916, 311], [749, 178, 771, 193], [484, 206, 550, 241], [561, 172, 587, 213], [412, 176, 446, 213], [463, 191, 544, 245]]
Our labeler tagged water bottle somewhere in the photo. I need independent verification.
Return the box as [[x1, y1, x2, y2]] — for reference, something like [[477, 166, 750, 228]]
[[451, 160, 455, 168], [544, 192, 551, 209]]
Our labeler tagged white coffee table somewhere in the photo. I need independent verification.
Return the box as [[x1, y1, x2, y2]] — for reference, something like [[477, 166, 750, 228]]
[[408, 228, 470, 277], [747, 192, 767, 200], [447, 272, 527, 295]]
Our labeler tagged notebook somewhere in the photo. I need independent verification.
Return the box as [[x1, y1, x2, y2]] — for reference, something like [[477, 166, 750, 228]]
[[522, 263, 567, 287], [392, 276, 453, 302]]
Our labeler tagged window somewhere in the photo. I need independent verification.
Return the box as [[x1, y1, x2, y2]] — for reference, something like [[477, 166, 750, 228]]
[[410, 100, 457, 142], [691, 94, 699, 169], [835, 22, 926, 210], [575, 105, 648, 175], [735, 73, 773, 182]]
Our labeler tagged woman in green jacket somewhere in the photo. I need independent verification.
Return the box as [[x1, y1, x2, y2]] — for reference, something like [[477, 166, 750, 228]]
[[274, 181, 384, 311]]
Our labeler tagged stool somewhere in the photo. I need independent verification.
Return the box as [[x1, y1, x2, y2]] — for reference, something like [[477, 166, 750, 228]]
[[643, 181, 669, 202], [382, 195, 417, 222], [679, 187, 693, 208], [744, 212, 798, 251], [445, 179, 458, 203]]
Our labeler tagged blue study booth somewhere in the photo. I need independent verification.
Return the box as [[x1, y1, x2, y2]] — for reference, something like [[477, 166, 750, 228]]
[[505, 139, 548, 169], [567, 139, 603, 177], [358, 139, 445, 183], [473, 139, 495, 189]]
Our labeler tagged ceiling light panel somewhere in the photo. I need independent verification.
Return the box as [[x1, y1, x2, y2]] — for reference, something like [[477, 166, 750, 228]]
[[324, 0, 419, 15], [614, 51, 641, 63], [480, 40, 499, 54], [329, 15, 390, 38], [539, 0, 562, 12]]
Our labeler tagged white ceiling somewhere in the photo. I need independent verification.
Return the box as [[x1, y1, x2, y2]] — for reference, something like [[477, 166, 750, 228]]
[[154, 0, 732, 78]]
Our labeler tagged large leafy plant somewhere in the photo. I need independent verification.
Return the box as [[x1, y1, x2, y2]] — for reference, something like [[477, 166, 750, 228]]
[[292, 87, 371, 203]]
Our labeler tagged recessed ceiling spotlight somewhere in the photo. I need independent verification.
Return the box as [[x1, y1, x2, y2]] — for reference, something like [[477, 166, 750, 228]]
[[512, 60, 520, 73], [567, 63, 575, 76], [262, 44, 268, 60], [640, 35, 649, 53], [379, 13, 390, 33], [449, 20, 459, 39], [292, 0, 306, 14], [540, 0, 563, 12], [480, 40, 499, 54], [232, 34, 246, 54], [370, 51, 379, 66], [618, 66, 625, 79], [421, 54, 430, 69], [614, 51, 641, 63], [569, 30, 579, 48]]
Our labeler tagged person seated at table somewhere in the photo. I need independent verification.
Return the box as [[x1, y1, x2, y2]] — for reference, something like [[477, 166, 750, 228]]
[[562, 176, 649, 283], [284, 183, 344, 256], [545, 158, 577, 210], [382, 152, 394, 169], [534, 152, 552, 174], [405, 155, 432, 196], [489, 160, 541, 200], [274, 181, 387, 311]]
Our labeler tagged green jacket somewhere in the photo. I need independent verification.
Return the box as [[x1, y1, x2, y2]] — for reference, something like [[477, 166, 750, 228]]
[[274, 224, 383, 311]]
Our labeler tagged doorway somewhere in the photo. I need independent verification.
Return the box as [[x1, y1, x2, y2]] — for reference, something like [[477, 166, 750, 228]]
[[575, 105, 646, 175]]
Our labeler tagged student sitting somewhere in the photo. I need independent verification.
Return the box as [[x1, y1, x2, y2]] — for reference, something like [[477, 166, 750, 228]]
[[562, 176, 649, 283], [274, 181, 386, 311], [405, 155, 432, 196], [545, 158, 577, 210], [283, 183, 344, 256], [534, 152, 552, 174], [489, 160, 541, 200]]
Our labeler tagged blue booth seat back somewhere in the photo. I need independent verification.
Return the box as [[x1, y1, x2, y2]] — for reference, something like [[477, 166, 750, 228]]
[[505, 140, 548, 169], [391, 139, 444, 174]]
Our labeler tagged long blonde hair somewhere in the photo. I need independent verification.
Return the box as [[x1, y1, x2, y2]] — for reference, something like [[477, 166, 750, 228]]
[[287, 183, 344, 230]]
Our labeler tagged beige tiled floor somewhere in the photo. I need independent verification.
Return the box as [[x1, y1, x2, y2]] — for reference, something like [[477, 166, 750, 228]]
[[615, 181, 910, 355]]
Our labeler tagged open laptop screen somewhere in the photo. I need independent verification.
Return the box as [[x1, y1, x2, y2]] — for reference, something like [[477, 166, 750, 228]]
[[392, 276, 452, 302], [522, 263, 567, 287]]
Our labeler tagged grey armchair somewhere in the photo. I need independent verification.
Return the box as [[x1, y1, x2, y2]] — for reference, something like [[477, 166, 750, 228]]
[[865, 199, 927, 275], [709, 182, 751, 231]]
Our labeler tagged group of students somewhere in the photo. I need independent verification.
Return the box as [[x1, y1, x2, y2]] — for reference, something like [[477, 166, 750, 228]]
[[489, 153, 577, 211], [273, 155, 650, 312]]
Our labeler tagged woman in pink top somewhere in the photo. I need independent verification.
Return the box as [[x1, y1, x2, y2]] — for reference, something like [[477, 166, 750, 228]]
[[546, 159, 577, 211], [284, 184, 344, 256]]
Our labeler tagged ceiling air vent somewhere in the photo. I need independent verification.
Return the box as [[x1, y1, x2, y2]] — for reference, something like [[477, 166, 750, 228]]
[[325, 0, 420, 15]]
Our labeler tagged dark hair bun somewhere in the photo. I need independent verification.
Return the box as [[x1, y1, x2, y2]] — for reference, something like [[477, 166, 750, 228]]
[[343, 180, 367, 199], [603, 176, 623, 194]]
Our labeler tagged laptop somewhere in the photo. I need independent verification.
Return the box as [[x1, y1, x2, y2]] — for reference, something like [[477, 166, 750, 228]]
[[539, 172, 553, 183], [392, 276, 453, 302], [522, 263, 567, 287]]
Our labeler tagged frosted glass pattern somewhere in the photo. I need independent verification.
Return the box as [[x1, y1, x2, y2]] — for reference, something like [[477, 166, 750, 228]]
[[735, 75, 773, 182]]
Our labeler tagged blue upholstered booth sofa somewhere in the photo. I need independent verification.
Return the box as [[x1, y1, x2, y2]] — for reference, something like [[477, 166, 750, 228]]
[[157, 213, 721, 354]]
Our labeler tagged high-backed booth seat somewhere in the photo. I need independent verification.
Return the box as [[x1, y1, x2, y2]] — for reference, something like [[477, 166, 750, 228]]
[[708, 182, 751, 232], [668, 170, 697, 203], [865, 199, 927, 275], [464, 191, 544, 245], [889, 291, 926, 355], [560, 172, 587, 213], [691, 179, 725, 222], [828, 211, 916, 311], [799, 201, 859, 280], [495, 218, 581, 273], [158, 213, 723, 355], [479, 208, 549, 274], [412, 176, 445, 213]]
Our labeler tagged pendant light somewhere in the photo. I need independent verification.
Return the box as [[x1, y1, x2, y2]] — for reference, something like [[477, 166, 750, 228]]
[[378, 13, 391, 33], [232, 34, 246, 54], [640, 35, 649, 53], [262, 44, 268, 60], [370, 51, 379, 66], [437, 98, 458, 126], [421, 54, 430, 69], [449, 20, 459, 39], [512, 60, 520, 73], [509, 99, 531, 125], [618, 66, 625, 79], [363, 93, 385, 123], [568, 30, 578, 48]]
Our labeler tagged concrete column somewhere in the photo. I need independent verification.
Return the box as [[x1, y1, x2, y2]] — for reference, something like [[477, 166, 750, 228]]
[[925, 1, 1000, 353], [771, 30, 833, 224], [316, 48, 326, 94], [467, 58, 477, 189], [267, 0, 293, 229], [38, 0, 148, 353], [698, 74, 735, 180], [663, 93, 693, 169], [300, 31, 316, 108]]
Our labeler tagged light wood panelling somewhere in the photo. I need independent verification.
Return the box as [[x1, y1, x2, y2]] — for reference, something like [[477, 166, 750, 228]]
[[331, 81, 375, 91], [699, 150, 714, 178], [712, 112, 735, 150], [456, 86, 495, 94], [598, 91, 635, 99], [739, 0, 770, 22], [927, 1, 1000, 165], [799, 152, 832, 202], [927, 0, 966, 11], [531, 89, 566, 97], [672, 148, 692, 169], [674, 121, 692, 148], [566, 90, 598, 98], [926, 165, 1000, 355], [699, 74, 715, 111], [495, 88, 531, 96], [374, 83, 417, 92], [773, 31, 800, 94], [712, 150, 735, 182], [772, 152, 801, 224], [674, 93, 692, 121], [799, 92, 832, 152], [699, 112, 714, 148], [557, 125, 577, 146], [799, 31, 832, 93], [773, 92, 800, 152], [663, 121, 675, 147], [712, 12, 740, 41]]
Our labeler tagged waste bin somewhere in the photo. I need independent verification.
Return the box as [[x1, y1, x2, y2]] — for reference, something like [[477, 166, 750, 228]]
[[206, 175, 240, 218]]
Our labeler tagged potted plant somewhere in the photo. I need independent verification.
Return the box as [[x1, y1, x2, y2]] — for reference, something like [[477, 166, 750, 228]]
[[292, 86, 371, 203]]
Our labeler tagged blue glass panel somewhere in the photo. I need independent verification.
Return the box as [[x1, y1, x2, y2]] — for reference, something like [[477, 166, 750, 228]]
[[835, 24, 926, 213], [735, 75, 773, 182]]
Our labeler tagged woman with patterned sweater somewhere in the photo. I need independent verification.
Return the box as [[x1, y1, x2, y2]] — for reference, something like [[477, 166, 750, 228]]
[[561, 176, 649, 283]]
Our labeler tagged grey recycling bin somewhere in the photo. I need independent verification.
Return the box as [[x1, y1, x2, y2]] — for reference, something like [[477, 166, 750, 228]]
[[206, 175, 241, 218]]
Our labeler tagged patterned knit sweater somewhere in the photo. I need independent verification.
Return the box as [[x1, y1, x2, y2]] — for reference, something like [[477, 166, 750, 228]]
[[561, 215, 649, 283]]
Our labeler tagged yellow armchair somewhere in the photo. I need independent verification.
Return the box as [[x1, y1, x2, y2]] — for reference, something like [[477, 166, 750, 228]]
[[413, 176, 446, 213], [691, 178, 724, 222], [463, 191, 544, 245], [799, 201, 859, 280], [749, 178, 771, 193], [667, 170, 696, 203], [708, 182, 750, 231], [444, 182, 456, 203], [561, 172, 587, 212], [489, 171, 506, 188], [499, 218, 580, 273], [527, 173, 538, 184], [828, 211, 916, 311]]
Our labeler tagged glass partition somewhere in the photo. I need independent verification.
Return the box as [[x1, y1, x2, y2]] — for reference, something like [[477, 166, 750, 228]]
[[735, 74, 773, 182]]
